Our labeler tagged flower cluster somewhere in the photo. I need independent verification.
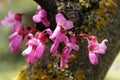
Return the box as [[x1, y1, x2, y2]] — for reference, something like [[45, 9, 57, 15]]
[[87, 36, 108, 65], [1, 5, 108, 69]]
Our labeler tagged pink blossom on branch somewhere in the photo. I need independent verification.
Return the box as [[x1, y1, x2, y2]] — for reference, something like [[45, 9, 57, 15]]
[[8, 27, 24, 53], [45, 28, 53, 36], [49, 13, 74, 54], [33, 5, 50, 27], [49, 25, 61, 41], [57, 46, 75, 69], [22, 32, 46, 64], [50, 33, 69, 53], [57, 36, 79, 68], [50, 13, 74, 41], [87, 36, 108, 65], [56, 13, 74, 30], [34, 32, 46, 59], [22, 36, 37, 64], [1, 10, 22, 32]]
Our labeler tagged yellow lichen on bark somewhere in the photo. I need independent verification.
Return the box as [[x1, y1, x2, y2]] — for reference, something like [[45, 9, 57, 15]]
[[94, 0, 115, 31], [75, 70, 85, 80], [77, 0, 91, 8], [13, 66, 28, 80]]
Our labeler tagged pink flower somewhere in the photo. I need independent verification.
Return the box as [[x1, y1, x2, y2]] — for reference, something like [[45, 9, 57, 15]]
[[56, 13, 73, 30], [1, 10, 22, 32], [8, 27, 24, 53], [37, 5, 42, 11], [12, 22, 21, 33], [58, 43, 79, 69], [49, 25, 61, 41], [33, 6, 50, 27], [22, 44, 36, 64], [34, 32, 46, 59], [87, 36, 108, 65], [49, 13, 74, 54], [50, 13, 74, 40], [57, 46, 75, 69], [57, 36, 79, 68], [69, 35, 77, 43], [89, 52, 99, 65], [22, 34, 38, 64], [66, 35, 79, 51], [45, 28, 53, 36], [28, 50, 35, 64], [50, 33, 69, 53], [22, 32, 46, 64]]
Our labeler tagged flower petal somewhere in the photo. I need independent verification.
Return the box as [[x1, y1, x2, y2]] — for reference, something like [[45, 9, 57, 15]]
[[89, 52, 98, 65], [66, 43, 79, 51], [50, 41, 60, 53], [38, 9, 47, 18], [60, 57, 68, 69], [62, 20, 73, 30], [9, 35, 22, 53], [8, 32, 18, 40], [41, 17, 50, 27], [22, 46, 33, 56], [26, 38, 39, 46], [57, 33, 69, 44], [8, 10, 15, 20], [33, 14, 41, 22], [34, 44, 45, 58], [12, 22, 21, 33], [92, 39, 108, 54], [56, 13, 66, 26], [1, 18, 12, 27], [45, 28, 53, 36], [49, 26, 61, 41], [37, 5, 42, 11], [28, 51, 35, 64]]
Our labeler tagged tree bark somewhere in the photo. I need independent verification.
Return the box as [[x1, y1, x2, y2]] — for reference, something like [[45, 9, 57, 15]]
[[14, 0, 120, 80]]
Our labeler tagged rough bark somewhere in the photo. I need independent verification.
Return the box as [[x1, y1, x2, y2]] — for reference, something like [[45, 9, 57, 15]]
[[14, 0, 120, 80]]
